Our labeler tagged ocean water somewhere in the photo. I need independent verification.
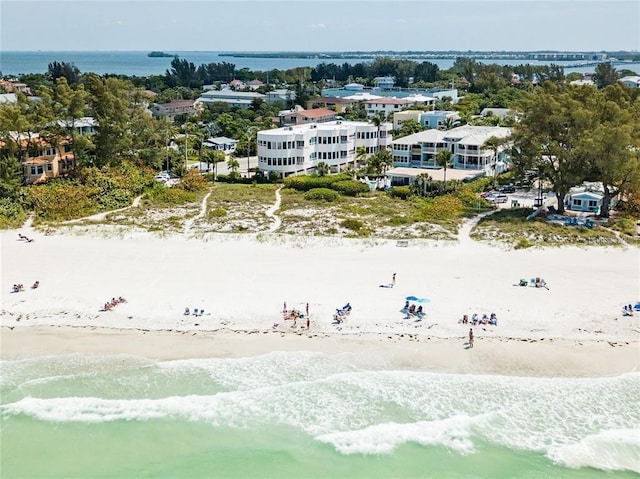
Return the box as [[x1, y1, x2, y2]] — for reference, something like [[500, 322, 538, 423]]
[[1, 352, 639, 478], [2, 51, 636, 77]]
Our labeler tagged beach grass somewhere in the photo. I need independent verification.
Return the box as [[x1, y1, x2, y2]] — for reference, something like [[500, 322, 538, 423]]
[[470, 208, 622, 247]]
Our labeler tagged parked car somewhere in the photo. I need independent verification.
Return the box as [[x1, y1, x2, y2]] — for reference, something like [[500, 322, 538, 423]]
[[487, 194, 509, 204], [480, 190, 499, 198], [498, 185, 516, 193]]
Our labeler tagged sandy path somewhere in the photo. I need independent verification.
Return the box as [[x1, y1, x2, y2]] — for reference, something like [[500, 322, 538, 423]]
[[266, 186, 283, 232]]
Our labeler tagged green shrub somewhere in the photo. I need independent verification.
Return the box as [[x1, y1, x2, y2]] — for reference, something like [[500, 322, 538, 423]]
[[304, 188, 340, 202], [387, 215, 411, 226], [143, 182, 198, 205], [514, 237, 533, 249], [388, 186, 412, 199], [331, 180, 370, 196], [29, 180, 98, 221], [341, 218, 365, 231], [284, 174, 352, 192], [208, 207, 227, 218], [0, 197, 27, 229], [178, 170, 209, 191], [611, 217, 636, 236]]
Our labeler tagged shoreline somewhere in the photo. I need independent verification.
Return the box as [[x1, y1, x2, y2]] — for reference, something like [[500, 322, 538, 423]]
[[2, 325, 638, 378]]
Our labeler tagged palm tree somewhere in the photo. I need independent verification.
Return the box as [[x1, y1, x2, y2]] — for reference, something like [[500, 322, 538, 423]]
[[481, 135, 504, 187], [316, 161, 329, 177], [227, 155, 240, 177], [435, 149, 453, 183], [355, 146, 367, 169]]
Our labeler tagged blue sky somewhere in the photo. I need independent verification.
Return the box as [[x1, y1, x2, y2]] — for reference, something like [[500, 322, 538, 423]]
[[2, 1, 639, 52]]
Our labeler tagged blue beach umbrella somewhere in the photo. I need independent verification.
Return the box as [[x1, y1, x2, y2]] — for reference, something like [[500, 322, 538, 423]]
[[406, 296, 430, 303]]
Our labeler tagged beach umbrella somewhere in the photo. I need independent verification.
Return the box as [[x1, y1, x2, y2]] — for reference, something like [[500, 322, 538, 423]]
[[406, 296, 430, 303]]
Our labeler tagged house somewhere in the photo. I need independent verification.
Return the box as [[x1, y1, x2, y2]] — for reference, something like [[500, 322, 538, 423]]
[[393, 109, 459, 131], [364, 97, 415, 120], [0, 93, 18, 104], [0, 80, 31, 94], [55, 117, 98, 136], [565, 182, 616, 214], [480, 108, 514, 120], [247, 79, 264, 90], [619, 76, 640, 88], [197, 90, 266, 109], [306, 96, 359, 114], [9, 135, 76, 185], [203, 136, 238, 153], [229, 79, 245, 89], [279, 106, 336, 126], [375, 76, 395, 88], [321, 85, 458, 103], [257, 120, 392, 177], [390, 125, 511, 174], [266, 89, 296, 105], [151, 99, 199, 120]]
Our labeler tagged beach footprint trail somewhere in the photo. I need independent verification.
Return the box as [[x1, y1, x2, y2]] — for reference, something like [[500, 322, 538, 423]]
[[184, 189, 213, 236], [456, 210, 496, 244], [266, 186, 283, 232]]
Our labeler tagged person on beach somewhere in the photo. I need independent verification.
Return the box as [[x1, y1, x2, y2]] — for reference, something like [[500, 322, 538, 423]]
[[283, 301, 287, 313], [31, 281, 39, 289], [392, 273, 396, 285], [306, 317, 310, 329], [306, 303, 309, 316], [469, 328, 474, 348]]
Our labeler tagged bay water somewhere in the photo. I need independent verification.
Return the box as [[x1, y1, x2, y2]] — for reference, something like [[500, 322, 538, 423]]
[[2, 51, 637, 77], [1, 351, 639, 478]]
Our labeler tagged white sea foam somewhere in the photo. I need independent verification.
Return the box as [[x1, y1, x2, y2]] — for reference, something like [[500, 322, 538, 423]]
[[316, 416, 476, 455], [548, 429, 640, 473], [2, 354, 639, 473]]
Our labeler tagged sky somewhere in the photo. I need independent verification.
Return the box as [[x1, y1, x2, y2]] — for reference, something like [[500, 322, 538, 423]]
[[1, 0, 639, 52]]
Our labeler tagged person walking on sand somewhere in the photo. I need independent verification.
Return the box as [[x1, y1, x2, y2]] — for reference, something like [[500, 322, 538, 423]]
[[392, 273, 396, 285], [306, 317, 310, 330], [306, 303, 309, 316], [469, 328, 474, 349]]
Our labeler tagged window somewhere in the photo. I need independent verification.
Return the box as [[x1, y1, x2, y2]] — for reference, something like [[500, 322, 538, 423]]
[[297, 140, 304, 148], [573, 199, 582, 206], [588, 200, 597, 207], [47, 163, 52, 171], [340, 136, 347, 143], [30, 166, 36, 175]]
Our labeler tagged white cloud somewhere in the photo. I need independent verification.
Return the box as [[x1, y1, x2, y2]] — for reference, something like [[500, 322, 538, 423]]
[[310, 23, 326, 29]]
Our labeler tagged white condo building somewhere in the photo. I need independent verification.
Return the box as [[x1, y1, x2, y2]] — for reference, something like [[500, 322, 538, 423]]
[[257, 120, 392, 177]]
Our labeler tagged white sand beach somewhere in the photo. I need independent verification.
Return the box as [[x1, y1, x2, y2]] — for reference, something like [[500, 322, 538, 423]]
[[2, 223, 639, 376]]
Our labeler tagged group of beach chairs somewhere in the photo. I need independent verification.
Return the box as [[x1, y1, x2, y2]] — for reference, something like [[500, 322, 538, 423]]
[[333, 303, 352, 324], [401, 302, 425, 320], [11, 281, 38, 293], [184, 307, 205, 317], [564, 217, 593, 228], [622, 303, 640, 317], [103, 296, 127, 311], [460, 313, 498, 326], [518, 277, 548, 289]]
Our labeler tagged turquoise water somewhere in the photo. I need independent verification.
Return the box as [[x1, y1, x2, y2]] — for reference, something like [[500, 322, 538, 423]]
[[2, 352, 639, 478]]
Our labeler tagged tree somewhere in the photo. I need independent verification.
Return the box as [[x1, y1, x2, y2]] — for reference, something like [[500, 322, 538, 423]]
[[47, 61, 81, 85], [0, 157, 24, 197], [593, 63, 618, 89], [396, 119, 424, 138], [366, 149, 392, 175], [510, 84, 592, 214], [355, 146, 367, 169], [435, 149, 453, 183], [227, 156, 240, 175], [316, 161, 329, 177], [481, 135, 505, 186], [582, 85, 640, 217]]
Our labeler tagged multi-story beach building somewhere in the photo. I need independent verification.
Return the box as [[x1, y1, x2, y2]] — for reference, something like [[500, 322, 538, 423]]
[[390, 125, 511, 174], [257, 120, 392, 177]]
